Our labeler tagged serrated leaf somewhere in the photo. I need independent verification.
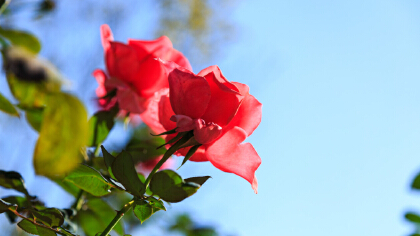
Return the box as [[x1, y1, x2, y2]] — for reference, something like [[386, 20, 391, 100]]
[[0, 170, 30, 196], [111, 151, 145, 196], [0, 92, 18, 117], [29, 208, 64, 227], [184, 176, 211, 186], [149, 170, 200, 203], [87, 106, 118, 147], [76, 198, 124, 236], [0, 27, 41, 54], [133, 200, 153, 224], [17, 219, 57, 236], [34, 92, 88, 178], [64, 165, 112, 197]]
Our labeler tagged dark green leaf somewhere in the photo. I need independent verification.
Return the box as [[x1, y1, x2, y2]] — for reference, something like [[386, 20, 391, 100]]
[[87, 107, 118, 147], [188, 227, 217, 236], [17, 219, 57, 236], [0, 170, 30, 197], [76, 198, 124, 236], [406, 212, 420, 223], [34, 92, 88, 178], [0, 92, 18, 117], [101, 145, 115, 178], [149, 170, 200, 203], [180, 144, 202, 168], [29, 208, 64, 227], [111, 151, 145, 196], [184, 176, 211, 186], [2, 196, 30, 222], [0, 199, 17, 213], [133, 200, 153, 224], [412, 171, 420, 190], [151, 127, 178, 136], [0, 27, 41, 54], [64, 165, 112, 197]]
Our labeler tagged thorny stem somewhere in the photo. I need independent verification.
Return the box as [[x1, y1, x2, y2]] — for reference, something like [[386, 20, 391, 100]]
[[99, 199, 135, 236], [9, 209, 67, 236]]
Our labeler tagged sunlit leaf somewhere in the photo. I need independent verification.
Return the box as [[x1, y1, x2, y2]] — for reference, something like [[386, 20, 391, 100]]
[[64, 165, 112, 197], [34, 92, 88, 178], [0, 170, 30, 197], [0, 27, 41, 54], [148, 197, 166, 211], [17, 219, 56, 236], [111, 151, 145, 196], [87, 106, 118, 147], [0, 92, 18, 117], [133, 200, 153, 224]]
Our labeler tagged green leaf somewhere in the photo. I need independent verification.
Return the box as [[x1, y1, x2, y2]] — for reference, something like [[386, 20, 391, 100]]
[[149, 170, 200, 203], [2, 196, 30, 222], [0, 199, 17, 213], [111, 151, 145, 196], [406, 212, 420, 223], [188, 227, 217, 236], [0, 170, 30, 197], [412, 171, 420, 190], [148, 197, 166, 211], [76, 198, 124, 236], [34, 92, 88, 178], [0, 27, 41, 54], [184, 176, 211, 186], [29, 208, 64, 227], [0, 92, 18, 117], [180, 144, 202, 168], [87, 106, 118, 147], [64, 165, 112, 197], [133, 200, 153, 224], [101, 145, 115, 178], [17, 219, 57, 236], [23, 106, 44, 132]]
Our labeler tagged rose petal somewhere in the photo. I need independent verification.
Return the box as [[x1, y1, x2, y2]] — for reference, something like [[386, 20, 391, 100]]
[[100, 24, 114, 51], [134, 57, 167, 98], [205, 126, 261, 189], [158, 91, 177, 131], [106, 42, 140, 83], [140, 88, 170, 135], [227, 82, 262, 137], [116, 87, 146, 114], [170, 115, 195, 132], [252, 175, 258, 194], [198, 65, 240, 93], [168, 68, 211, 119], [93, 69, 107, 98], [128, 36, 173, 55], [200, 71, 243, 127], [193, 119, 222, 144]]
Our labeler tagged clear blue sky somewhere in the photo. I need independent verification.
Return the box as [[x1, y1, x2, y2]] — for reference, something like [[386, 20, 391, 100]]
[[1, 1, 420, 235]]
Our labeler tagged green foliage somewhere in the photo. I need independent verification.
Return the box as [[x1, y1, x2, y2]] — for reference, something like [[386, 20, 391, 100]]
[[406, 212, 420, 223], [87, 106, 119, 147], [111, 151, 145, 196], [168, 214, 218, 236], [412, 171, 420, 190], [0, 27, 41, 54], [180, 144, 202, 168], [34, 92, 88, 178], [149, 170, 208, 203], [76, 198, 124, 236], [22, 106, 44, 132], [29, 208, 64, 227], [64, 165, 113, 197], [1, 196, 30, 222], [17, 219, 57, 236], [0, 199, 17, 213], [0, 170, 30, 197], [101, 145, 116, 178], [0, 92, 19, 117], [133, 200, 154, 224]]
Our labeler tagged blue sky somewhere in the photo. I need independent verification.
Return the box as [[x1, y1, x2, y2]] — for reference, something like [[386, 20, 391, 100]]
[[1, 0, 420, 235]]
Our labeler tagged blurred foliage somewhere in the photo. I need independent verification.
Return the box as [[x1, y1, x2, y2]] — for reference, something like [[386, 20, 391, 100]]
[[169, 213, 218, 236]]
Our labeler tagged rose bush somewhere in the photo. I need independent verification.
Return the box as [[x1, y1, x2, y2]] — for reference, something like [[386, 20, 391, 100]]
[[148, 60, 262, 193], [93, 24, 191, 117]]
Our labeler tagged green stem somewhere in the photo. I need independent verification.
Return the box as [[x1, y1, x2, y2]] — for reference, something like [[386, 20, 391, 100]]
[[94, 143, 101, 157], [71, 190, 84, 212], [99, 199, 135, 236], [143, 133, 192, 191]]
